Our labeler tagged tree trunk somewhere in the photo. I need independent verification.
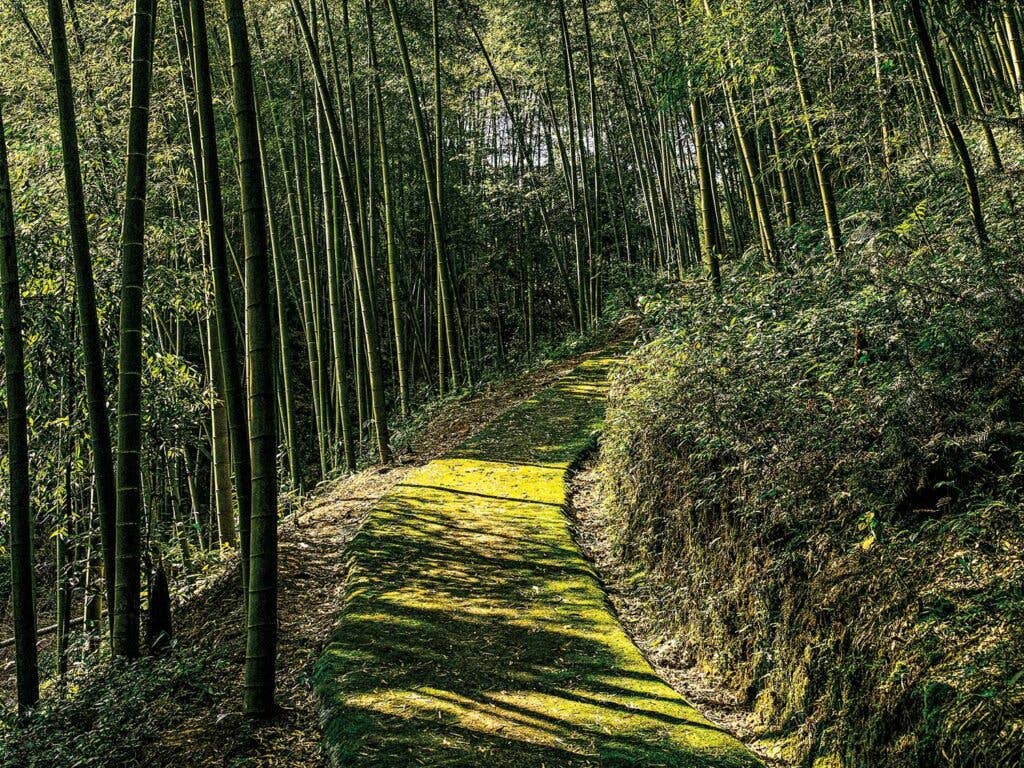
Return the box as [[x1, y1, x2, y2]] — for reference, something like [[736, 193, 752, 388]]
[[46, 0, 118, 641], [366, 0, 408, 418], [783, 8, 843, 257], [0, 100, 40, 712], [908, 0, 988, 245], [295, 0, 392, 463], [113, 0, 157, 660], [691, 94, 722, 290], [189, 0, 252, 573], [221, 0, 279, 717]]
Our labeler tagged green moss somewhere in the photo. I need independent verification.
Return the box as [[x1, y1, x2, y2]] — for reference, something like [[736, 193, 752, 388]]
[[315, 354, 761, 767]]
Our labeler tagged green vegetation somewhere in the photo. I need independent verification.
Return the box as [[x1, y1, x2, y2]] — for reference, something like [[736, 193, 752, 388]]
[[315, 354, 760, 766], [600, 117, 1024, 768], [1, 0, 1023, 764], [0, 652, 236, 767]]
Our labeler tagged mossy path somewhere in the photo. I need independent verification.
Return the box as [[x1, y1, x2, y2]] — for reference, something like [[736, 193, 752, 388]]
[[315, 353, 761, 767]]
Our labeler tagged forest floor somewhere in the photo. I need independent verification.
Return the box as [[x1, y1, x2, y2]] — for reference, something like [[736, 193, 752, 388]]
[[0, 337, 622, 768], [313, 349, 758, 767], [121, 340, 630, 767], [0, 328, 638, 767], [2, 322, 764, 767]]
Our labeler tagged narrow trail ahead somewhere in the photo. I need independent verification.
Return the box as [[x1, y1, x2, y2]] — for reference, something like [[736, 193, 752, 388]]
[[315, 353, 760, 767]]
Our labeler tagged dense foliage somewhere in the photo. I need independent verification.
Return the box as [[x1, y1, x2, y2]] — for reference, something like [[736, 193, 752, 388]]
[[602, 127, 1024, 768], [1, 0, 1023, 763]]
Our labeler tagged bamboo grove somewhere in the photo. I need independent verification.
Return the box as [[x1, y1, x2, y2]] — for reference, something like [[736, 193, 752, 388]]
[[2, 0, 1023, 716]]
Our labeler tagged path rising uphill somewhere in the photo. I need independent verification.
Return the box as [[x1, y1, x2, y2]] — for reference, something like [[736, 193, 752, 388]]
[[314, 352, 761, 767]]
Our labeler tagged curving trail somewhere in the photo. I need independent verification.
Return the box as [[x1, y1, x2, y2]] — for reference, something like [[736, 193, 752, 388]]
[[315, 353, 761, 767]]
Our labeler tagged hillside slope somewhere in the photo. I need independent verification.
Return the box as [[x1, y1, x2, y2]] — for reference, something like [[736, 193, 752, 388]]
[[596, 152, 1024, 766]]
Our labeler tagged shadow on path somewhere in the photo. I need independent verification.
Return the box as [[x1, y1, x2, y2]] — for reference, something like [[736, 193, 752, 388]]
[[315, 355, 762, 767]]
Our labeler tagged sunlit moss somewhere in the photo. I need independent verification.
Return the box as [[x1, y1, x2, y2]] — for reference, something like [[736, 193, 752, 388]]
[[315, 354, 762, 767]]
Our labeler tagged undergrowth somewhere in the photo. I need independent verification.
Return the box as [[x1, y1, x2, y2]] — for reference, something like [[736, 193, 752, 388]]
[[599, 142, 1024, 766], [0, 651, 234, 767]]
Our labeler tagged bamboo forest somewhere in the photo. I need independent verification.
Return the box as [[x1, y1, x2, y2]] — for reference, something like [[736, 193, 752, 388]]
[[1, 0, 1023, 765]]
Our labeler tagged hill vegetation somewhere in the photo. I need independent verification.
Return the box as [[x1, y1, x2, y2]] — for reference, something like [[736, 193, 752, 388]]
[[599, 104, 1024, 768]]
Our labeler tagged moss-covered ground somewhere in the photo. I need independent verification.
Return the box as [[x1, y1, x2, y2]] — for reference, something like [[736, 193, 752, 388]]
[[314, 354, 761, 767]]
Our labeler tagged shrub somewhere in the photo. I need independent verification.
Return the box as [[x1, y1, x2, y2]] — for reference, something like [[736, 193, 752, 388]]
[[600, 170, 1024, 766]]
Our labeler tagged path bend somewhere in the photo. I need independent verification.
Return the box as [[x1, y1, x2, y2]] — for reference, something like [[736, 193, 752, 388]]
[[315, 353, 761, 767]]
